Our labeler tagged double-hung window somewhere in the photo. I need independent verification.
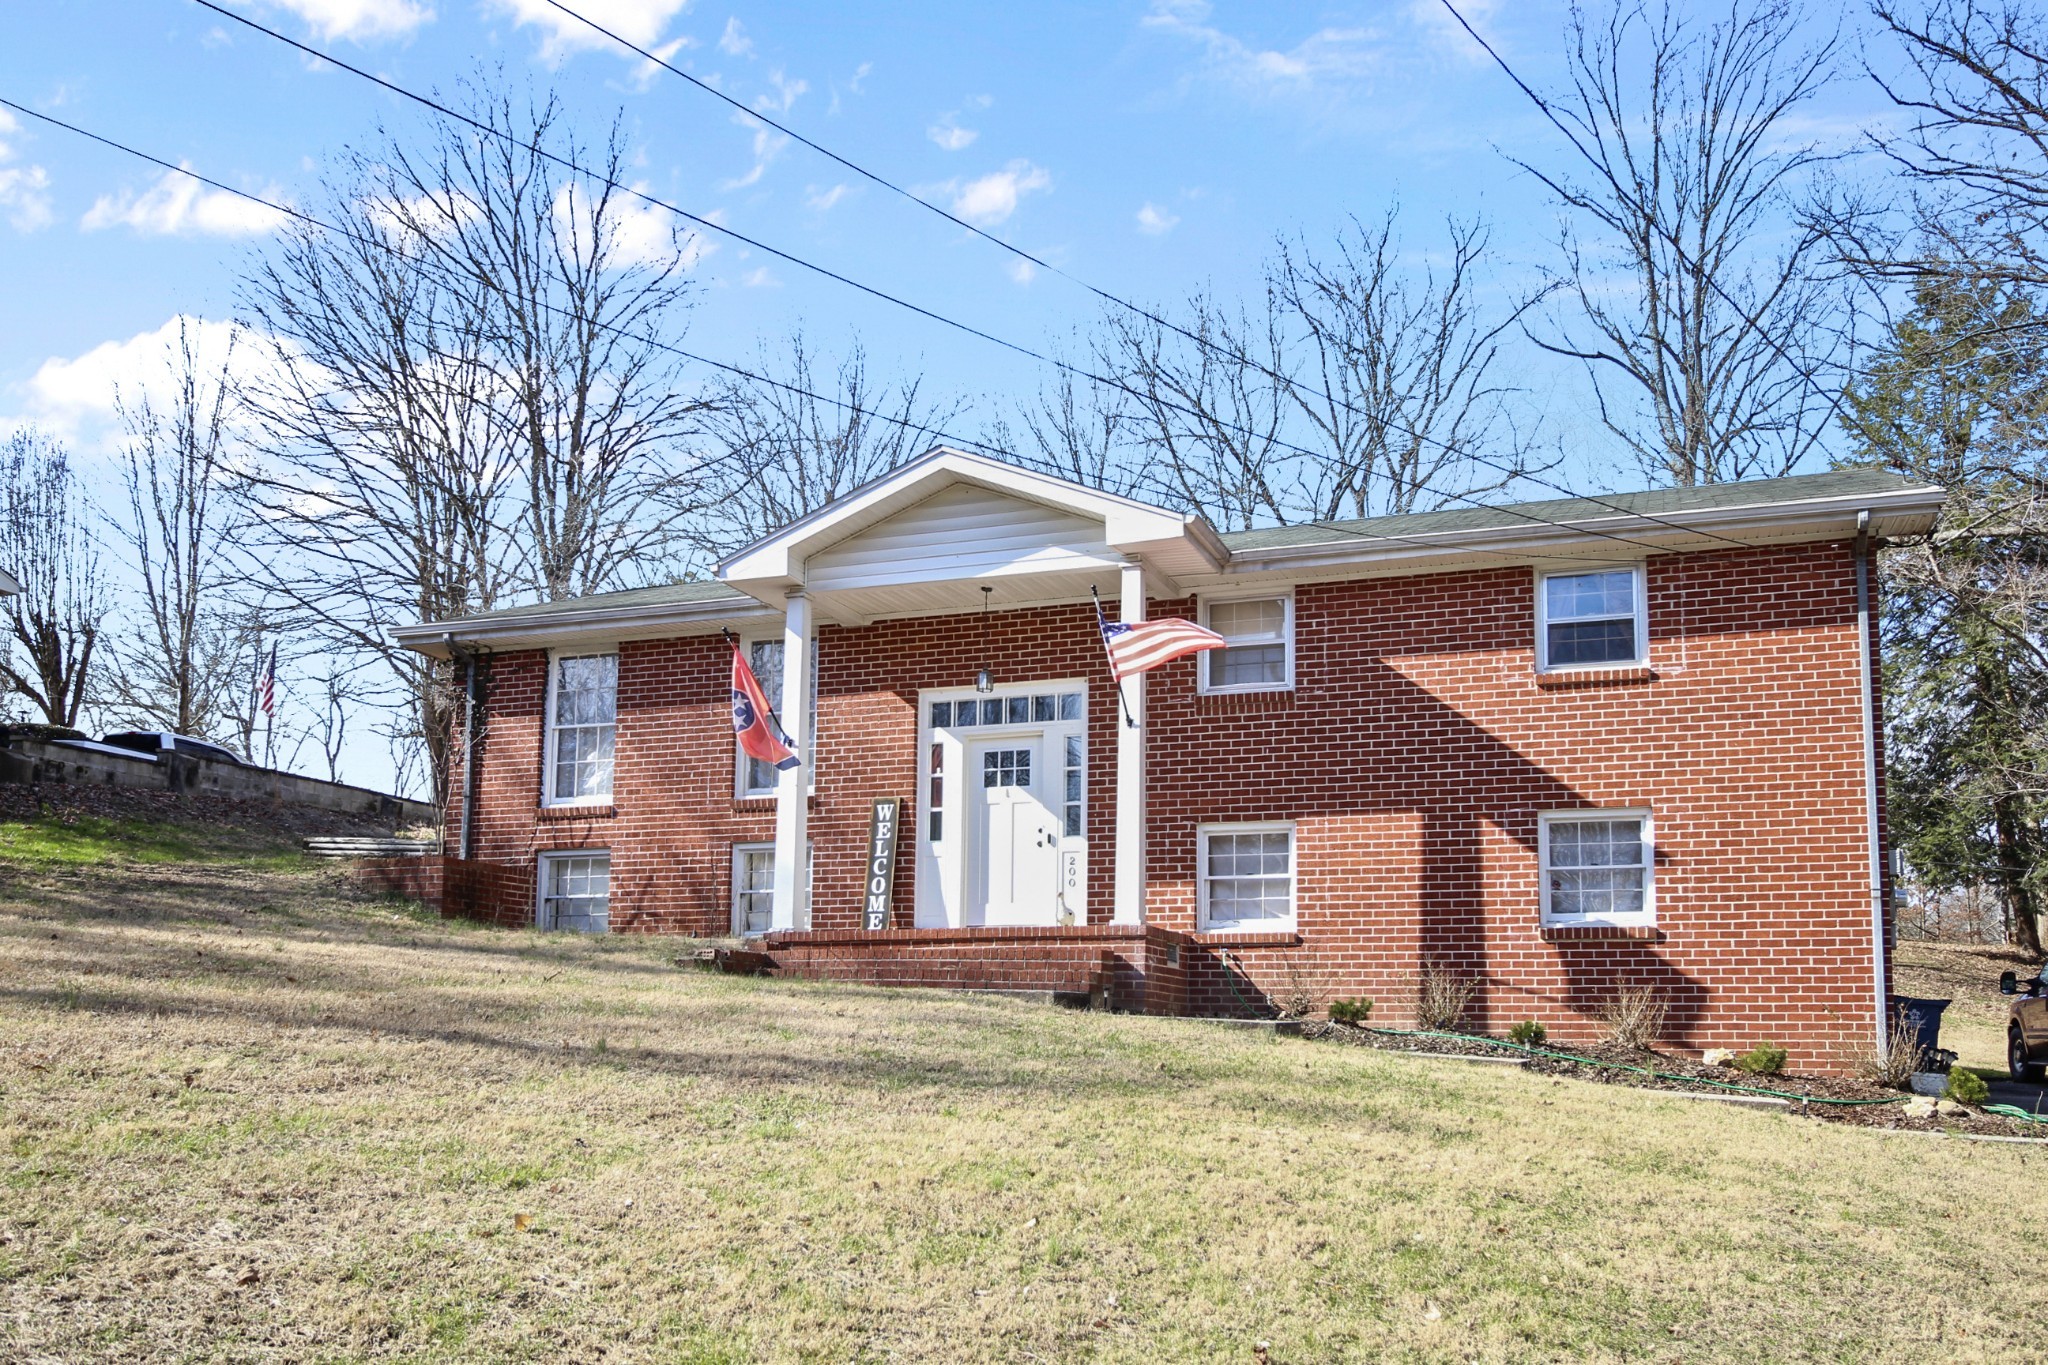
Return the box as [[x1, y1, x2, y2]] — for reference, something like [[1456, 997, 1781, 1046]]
[[545, 653, 617, 805], [737, 638, 817, 798], [1539, 810, 1654, 927], [538, 850, 610, 932], [1198, 823, 1296, 932], [1537, 568, 1645, 669], [1201, 595, 1293, 693]]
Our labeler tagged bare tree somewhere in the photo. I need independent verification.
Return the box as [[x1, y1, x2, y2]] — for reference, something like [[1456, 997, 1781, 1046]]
[[693, 333, 965, 558], [382, 80, 712, 600], [104, 319, 250, 740], [992, 339, 1154, 499], [237, 146, 520, 806], [0, 429, 106, 728], [1272, 213, 1554, 518], [1518, 0, 1845, 486], [1099, 290, 1296, 531]]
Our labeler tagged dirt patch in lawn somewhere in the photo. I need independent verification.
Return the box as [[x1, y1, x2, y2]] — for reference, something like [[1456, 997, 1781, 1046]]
[[1311, 1024, 2048, 1139]]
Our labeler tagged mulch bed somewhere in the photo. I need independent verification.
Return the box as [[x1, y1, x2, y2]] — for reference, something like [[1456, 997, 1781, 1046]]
[[0, 783, 405, 841], [1307, 1022, 2048, 1140]]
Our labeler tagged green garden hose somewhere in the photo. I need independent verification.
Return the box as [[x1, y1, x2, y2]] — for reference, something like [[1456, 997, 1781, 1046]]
[[1984, 1103, 2048, 1125], [1359, 1026, 1907, 1107]]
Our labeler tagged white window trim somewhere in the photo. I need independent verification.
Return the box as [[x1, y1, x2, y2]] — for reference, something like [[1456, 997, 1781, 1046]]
[[541, 648, 618, 809], [1196, 820, 1298, 933], [734, 634, 818, 801], [730, 839, 812, 935], [536, 848, 611, 932], [1533, 565, 1647, 673], [1538, 808, 1656, 928], [1196, 591, 1295, 695]]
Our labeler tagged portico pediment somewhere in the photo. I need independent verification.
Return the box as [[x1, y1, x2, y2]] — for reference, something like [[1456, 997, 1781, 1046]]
[[716, 447, 1227, 622]]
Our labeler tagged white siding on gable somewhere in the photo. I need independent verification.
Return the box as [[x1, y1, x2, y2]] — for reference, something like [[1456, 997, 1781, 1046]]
[[804, 484, 1120, 594]]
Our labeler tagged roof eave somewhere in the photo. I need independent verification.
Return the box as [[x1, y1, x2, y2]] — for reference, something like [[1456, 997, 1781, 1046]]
[[391, 594, 775, 659]]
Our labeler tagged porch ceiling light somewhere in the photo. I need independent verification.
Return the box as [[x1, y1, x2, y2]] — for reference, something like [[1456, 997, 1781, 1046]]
[[975, 585, 996, 693]]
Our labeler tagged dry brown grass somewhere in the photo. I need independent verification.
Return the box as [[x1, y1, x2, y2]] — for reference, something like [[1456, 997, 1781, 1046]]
[[3, 859, 2046, 1362], [1893, 938, 2038, 1071]]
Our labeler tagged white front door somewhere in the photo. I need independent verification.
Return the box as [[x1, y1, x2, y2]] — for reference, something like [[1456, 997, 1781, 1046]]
[[968, 737, 1060, 925]]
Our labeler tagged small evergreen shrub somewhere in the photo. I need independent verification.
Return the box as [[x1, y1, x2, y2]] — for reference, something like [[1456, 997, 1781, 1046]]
[[1507, 1020, 1547, 1046], [1328, 998, 1373, 1026], [1944, 1067, 1990, 1105], [1732, 1042, 1788, 1076]]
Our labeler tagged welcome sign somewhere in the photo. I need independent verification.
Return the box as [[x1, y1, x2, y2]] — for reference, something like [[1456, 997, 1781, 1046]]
[[863, 798, 901, 931]]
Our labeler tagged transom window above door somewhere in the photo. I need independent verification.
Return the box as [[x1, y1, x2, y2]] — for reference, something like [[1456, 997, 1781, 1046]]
[[930, 692, 1083, 729], [982, 748, 1032, 788]]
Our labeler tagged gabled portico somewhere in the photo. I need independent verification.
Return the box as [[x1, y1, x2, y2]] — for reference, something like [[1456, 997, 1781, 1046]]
[[715, 447, 1228, 933]]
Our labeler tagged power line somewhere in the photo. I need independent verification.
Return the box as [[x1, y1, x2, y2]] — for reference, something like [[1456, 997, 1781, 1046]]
[[0, 94, 1735, 577], [190, 0, 1765, 559], [528, 0, 1763, 553]]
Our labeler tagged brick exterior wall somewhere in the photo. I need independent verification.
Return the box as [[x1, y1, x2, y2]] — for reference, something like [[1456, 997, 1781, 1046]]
[[441, 540, 1889, 1071]]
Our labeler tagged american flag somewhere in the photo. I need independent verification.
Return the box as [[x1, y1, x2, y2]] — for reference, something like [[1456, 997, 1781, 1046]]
[[258, 645, 277, 719], [1100, 616, 1226, 681]]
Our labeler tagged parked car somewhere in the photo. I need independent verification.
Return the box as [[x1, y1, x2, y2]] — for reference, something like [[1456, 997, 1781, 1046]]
[[1998, 963, 2048, 1081], [99, 731, 245, 767]]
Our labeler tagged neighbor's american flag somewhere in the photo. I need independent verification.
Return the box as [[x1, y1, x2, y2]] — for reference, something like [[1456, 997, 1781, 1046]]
[[1100, 616, 1226, 681], [258, 645, 277, 719]]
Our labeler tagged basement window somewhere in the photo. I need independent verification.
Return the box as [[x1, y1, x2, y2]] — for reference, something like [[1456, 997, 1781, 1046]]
[[730, 842, 813, 936], [538, 851, 610, 933], [1197, 823, 1296, 933], [1539, 810, 1655, 927]]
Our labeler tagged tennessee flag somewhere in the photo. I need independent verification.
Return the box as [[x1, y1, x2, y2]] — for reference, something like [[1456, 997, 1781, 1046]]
[[731, 644, 801, 771]]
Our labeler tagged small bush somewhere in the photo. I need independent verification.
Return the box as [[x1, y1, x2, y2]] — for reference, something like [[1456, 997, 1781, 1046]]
[[1415, 964, 1478, 1032], [1944, 1067, 1990, 1105], [1598, 986, 1667, 1052], [1507, 1020, 1547, 1046], [1732, 1042, 1788, 1076], [1328, 998, 1373, 1026], [1848, 1011, 1928, 1090]]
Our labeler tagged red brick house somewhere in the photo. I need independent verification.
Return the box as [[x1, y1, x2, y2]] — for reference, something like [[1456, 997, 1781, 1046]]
[[392, 448, 1942, 1067]]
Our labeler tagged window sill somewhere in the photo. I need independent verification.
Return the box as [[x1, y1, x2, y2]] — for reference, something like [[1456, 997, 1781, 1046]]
[[1534, 665, 1655, 688], [732, 794, 818, 812], [1190, 929, 1302, 947], [538, 803, 614, 821], [1540, 923, 1663, 942]]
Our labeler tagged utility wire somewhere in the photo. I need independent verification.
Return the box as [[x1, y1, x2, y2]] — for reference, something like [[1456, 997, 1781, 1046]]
[[526, 0, 1763, 553], [191, 0, 1769, 559], [0, 94, 1730, 575]]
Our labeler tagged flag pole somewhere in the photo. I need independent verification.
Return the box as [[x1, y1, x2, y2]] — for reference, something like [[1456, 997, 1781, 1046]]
[[1090, 585, 1138, 730]]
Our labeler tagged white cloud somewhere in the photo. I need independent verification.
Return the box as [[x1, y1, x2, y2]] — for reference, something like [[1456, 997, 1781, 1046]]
[[0, 109, 53, 232], [1142, 0, 1380, 94], [720, 124, 791, 191], [1135, 202, 1180, 235], [757, 70, 807, 114], [740, 266, 777, 287], [630, 36, 692, 90], [847, 61, 871, 93], [82, 167, 288, 238], [488, 0, 692, 61], [1405, 0, 1498, 64], [5, 316, 277, 454], [949, 160, 1051, 227], [556, 182, 714, 270], [928, 121, 977, 152], [1007, 258, 1035, 285], [806, 183, 852, 212], [719, 17, 753, 56], [258, 0, 434, 42]]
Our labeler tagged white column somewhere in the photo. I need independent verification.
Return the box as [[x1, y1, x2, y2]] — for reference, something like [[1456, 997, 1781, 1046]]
[[1113, 560, 1147, 926], [771, 590, 812, 931]]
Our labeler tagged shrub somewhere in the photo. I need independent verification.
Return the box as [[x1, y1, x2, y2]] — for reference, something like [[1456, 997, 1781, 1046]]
[[1414, 964, 1478, 1032], [1328, 998, 1373, 1026], [1507, 1020, 1547, 1046], [1846, 1010, 1928, 1090], [1732, 1042, 1788, 1076], [1944, 1067, 1990, 1105], [1598, 986, 1667, 1052]]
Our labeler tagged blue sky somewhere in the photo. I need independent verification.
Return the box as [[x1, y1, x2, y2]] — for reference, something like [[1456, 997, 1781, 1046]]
[[0, 0, 1901, 790]]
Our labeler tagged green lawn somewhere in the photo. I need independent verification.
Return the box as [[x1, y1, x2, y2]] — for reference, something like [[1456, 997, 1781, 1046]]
[[1, 855, 2043, 1362], [0, 809, 313, 870]]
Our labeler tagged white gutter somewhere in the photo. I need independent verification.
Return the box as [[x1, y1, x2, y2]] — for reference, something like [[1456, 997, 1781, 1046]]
[[1854, 510, 1890, 1047]]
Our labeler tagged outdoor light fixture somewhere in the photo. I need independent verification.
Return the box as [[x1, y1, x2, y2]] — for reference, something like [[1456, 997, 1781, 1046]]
[[975, 586, 996, 693]]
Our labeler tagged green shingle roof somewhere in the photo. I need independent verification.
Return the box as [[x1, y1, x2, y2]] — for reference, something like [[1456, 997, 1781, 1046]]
[[1218, 467, 1932, 553], [422, 578, 756, 630]]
